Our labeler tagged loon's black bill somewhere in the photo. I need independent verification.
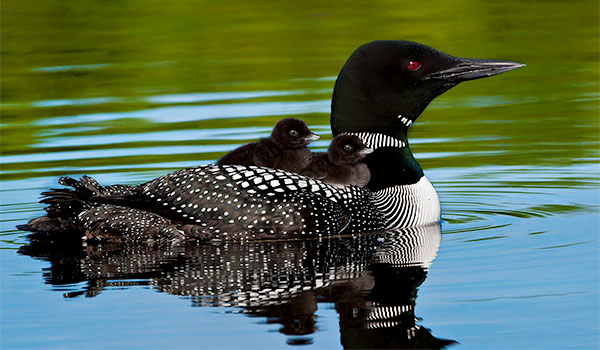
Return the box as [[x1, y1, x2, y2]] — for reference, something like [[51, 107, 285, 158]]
[[360, 148, 374, 155], [425, 58, 525, 82]]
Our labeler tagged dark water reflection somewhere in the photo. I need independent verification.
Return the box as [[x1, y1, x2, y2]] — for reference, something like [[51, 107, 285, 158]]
[[19, 225, 455, 348]]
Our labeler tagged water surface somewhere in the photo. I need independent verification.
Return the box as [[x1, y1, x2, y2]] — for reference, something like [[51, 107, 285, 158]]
[[1, 0, 599, 348]]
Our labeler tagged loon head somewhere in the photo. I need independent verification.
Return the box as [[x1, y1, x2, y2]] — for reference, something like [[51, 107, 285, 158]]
[[328, 134, 372, 165], [271, 118, 320, 149], [331, 40, 525, 138]]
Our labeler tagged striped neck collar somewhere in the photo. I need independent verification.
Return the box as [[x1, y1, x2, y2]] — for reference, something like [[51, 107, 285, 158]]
[[341, 132, 406, 150]]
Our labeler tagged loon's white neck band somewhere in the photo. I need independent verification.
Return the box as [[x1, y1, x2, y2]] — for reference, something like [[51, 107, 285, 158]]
[[341, 132, 406, 150]]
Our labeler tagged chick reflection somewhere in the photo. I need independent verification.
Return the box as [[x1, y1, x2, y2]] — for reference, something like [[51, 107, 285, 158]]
[[19, 224, 454, 348]]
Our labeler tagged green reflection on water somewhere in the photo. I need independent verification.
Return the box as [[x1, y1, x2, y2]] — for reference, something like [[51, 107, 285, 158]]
[[1, 0, 598, 182]]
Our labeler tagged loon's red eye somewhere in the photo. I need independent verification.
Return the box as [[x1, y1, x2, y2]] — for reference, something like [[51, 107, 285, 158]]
[[408, 61, 421, 71]]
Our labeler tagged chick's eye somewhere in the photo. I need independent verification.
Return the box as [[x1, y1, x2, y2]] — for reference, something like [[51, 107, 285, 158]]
[[408, 61, 421, 71], [343, 145, 353, 152], [289, 130, 298, 136]]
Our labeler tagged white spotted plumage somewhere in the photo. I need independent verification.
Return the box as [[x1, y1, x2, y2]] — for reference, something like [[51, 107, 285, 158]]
[[36, 133, 440, 242]]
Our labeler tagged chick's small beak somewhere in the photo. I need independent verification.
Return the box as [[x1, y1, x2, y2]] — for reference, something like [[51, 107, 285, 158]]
[[360, 147, 374, 155], [304, 133, 320, 142]]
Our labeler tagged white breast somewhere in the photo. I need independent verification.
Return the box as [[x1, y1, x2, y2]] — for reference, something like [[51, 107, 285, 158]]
[[371, 176, 441, 229]]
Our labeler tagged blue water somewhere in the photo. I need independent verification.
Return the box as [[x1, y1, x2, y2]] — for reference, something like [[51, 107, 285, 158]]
[[2, 163, 598, 349]]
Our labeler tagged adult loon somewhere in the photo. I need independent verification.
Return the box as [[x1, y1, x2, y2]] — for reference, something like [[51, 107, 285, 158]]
[[301, 134, 372, 187], [21, 40, 524, 243]]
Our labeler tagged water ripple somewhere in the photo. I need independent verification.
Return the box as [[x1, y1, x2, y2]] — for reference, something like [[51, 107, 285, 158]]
[[32, 100, 331, 125], [31, 97, 123, 108], [31, 63, 113, 72], [25, 88, 332, 109], [1, 145, 229, 164], [35, 127, 272, 148], [144, 89, 331, 104]]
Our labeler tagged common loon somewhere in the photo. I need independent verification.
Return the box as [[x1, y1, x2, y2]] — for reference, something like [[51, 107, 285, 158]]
[[217, 117, 319, 173], [21, 40, 524, 243], [301, 134, 372, 187]]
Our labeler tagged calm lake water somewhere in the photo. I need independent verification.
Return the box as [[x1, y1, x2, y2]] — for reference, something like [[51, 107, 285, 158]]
[[1, 1, 599, 349]]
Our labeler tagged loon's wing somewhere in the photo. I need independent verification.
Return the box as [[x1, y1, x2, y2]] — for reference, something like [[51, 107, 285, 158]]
[[137, 164, 355, 239]]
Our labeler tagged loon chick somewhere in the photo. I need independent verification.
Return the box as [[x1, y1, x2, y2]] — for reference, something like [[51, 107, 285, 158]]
[[22, 40, 524, 243], [217, 118, 319, 173], [302, 134, 372, 187]]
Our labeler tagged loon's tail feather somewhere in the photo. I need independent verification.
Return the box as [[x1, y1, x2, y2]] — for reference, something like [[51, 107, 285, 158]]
[[53, 175, 139, 201], [19, 181, 94, 235], [20, 176, 214, 243], [20, 175, 135, 236], [42, 179, 101, 218], [58, 175, 101, 195]]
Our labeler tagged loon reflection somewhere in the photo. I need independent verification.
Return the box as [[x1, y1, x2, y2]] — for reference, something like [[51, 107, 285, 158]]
[[19, 224, 455, 348]]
